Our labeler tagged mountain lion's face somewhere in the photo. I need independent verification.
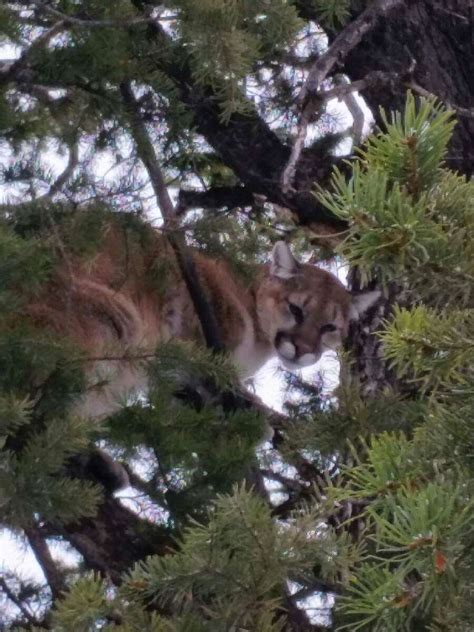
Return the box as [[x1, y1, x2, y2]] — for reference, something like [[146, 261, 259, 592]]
[[256, 242, 379, 370]]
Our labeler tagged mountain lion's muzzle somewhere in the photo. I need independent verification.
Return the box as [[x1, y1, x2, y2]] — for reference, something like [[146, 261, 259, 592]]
[[274, 330, 323, 368]]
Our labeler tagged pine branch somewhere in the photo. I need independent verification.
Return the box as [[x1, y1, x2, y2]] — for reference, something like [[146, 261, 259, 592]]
[[25, 526, 67, 600], [120, 81, 225, 353], [0, 20, 66, 85], [0, 576, 44, 628], [34, 2, 177, 28]]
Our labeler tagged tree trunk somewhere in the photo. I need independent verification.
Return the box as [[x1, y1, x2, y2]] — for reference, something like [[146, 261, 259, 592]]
[[303, 0, 474, 177]]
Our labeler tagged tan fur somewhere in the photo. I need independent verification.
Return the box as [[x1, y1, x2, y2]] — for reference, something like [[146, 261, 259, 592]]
[[25, 225, 368, 417], [255, 264, 352, 370]]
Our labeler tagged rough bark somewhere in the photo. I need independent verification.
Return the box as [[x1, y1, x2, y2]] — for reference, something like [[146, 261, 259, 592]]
[[339, 0, 474, 176]]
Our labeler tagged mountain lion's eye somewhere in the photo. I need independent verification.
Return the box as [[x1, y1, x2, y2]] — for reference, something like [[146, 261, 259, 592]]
[[288, 302, 304, 325], [320, 324, 337, 334]]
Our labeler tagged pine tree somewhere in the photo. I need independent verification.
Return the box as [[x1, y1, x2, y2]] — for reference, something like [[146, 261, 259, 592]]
[[1, 2, 474, 631]]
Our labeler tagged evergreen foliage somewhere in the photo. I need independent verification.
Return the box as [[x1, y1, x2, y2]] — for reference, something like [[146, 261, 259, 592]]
[[49, 486, 357, 631], [312, 94, 474, 630], [312, 0, 351, 29], [1, 2, 474, 631]]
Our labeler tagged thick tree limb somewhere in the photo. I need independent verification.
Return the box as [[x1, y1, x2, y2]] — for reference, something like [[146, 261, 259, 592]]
[[176, 185, 254, 214], [53, 498, 173, 585]]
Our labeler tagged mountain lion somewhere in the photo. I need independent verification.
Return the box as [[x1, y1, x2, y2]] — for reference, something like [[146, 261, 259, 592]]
[[27, 221, 379, 418]]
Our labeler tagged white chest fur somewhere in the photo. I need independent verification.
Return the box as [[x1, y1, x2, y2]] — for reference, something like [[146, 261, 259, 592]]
[[232, 308, 273, 378]]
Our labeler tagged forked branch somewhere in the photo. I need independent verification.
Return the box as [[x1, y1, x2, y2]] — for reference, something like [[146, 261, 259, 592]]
[[297, 0, 406, 106], [282, 0, 405, 192]]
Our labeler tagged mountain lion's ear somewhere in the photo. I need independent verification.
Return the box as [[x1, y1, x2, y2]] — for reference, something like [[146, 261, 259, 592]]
[[270, 241, 300, 280], [349, 290, 381, 320]]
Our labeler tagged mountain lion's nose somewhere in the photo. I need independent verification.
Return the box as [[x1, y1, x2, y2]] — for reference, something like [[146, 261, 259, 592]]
[[275, 331, 322, 368], [275, 331, 296, 360]]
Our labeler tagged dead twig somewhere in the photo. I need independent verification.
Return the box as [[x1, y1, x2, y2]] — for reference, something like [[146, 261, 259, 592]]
[[297, 0, 405, 107], [0, 576, 45, 628], [407, 80, 474, 119], [0, 20, 66, 85], [282, 0, 405, 192], [34, 2, 177, 28]]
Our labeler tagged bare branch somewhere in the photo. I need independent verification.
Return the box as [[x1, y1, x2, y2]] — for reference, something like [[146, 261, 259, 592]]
[[297, 0, 405, 106], [119, 82, 225, 353], [335, 75, 365, 145], [25, 526, 67, 600], [48, 142, 80, 197], [0, 576, 43, 628], [315, 69, 474, 123], [307, 70, 474, 125], [315, 70, 400, 103], [0, 20, 66, 85], [36, 3, 177, 28], [282, 0, 405, 192], [407, 80, 474, 120], [281, 104, 316, 194]]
